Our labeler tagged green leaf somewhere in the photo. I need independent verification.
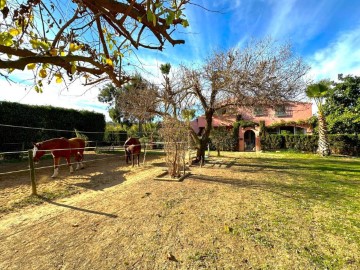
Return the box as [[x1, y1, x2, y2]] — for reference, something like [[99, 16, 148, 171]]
[[39, 41, 50, 51], [166, 11, 175, 26], [147, 10, 154, 23], [0, 32, 13, 46], [181, 19, 189, 28], [35, 85, 43, 93]]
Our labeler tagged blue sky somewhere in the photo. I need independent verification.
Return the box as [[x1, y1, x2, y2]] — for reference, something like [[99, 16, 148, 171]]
[[1, 0, 360, 121]]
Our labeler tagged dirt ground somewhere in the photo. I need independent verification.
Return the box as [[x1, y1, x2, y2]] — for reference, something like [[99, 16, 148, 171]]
[[0, 152, 358, 269]]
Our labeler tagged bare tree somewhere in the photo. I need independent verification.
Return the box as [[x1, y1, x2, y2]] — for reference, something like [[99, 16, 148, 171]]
[[116, 63, 195, 119], [159, 117, 188, 178], [181, 38, 310, 163], [0, 0, 190, 91], [116, 74, 159, 121]]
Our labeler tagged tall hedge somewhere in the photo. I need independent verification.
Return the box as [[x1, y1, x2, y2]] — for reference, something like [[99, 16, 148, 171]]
[[0, 101, 106, 150], [260, 134, 360, 156]]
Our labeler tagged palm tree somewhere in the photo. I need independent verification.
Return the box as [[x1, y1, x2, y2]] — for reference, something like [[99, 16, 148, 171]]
[[306, 81, 331, 156]]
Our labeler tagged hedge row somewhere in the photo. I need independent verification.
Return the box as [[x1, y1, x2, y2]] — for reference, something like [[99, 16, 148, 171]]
[[260, 134, 360, 156], [0, 101, 106, 151]]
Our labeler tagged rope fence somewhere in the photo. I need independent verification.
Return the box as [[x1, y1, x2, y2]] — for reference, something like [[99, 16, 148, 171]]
[[0, 141, 199, 195]]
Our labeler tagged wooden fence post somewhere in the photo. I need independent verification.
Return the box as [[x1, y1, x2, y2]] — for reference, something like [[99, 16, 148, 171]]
[[28, 150, 37, 195], [143, 143, 147, 165]]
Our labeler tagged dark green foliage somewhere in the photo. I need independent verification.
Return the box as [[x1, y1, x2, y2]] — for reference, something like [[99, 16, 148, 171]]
[[0, 102, 105, 151], [232, 122, 241, 151], [328, 134, 360, 156], [260, 133, 359, 156], [323, 75, 360, 134], [210, 127, 235, 154], [260, 135, 284, 150], [284, 135, 318, 152], [259, 120, 266, 137]]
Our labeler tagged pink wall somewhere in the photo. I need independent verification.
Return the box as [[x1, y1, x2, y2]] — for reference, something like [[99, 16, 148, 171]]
[[191, 102, 313, 131]]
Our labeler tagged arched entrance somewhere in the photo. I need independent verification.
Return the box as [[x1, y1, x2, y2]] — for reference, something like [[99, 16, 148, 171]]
[[244, 130, 256, 151]]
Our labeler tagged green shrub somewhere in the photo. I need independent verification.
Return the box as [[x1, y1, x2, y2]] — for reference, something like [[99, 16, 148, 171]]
[[329, 134, 360, 156], [261, 133, 359, 156], [0, 101, 105, 152], [260, 135, 284, 150]]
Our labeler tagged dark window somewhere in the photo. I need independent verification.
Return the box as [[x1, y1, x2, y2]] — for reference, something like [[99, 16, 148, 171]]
[[253, 106, 266, 116], [275, 105, 292, 117]]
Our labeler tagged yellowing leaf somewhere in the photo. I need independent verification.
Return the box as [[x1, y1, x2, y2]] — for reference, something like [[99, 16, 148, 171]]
[[0, 0, 6, 10], [39, 69, 47, 78], [49, 48, 57, 56], [0, 32, 13, 46], [27, 63, 36, 70], [55, 73, 62, 83], [69, 43, 82, 52], [9, 28, 21, 37], [69, 43, 76, 52], [71, 65, 76, 74], [105, 58, 113, 66], [30, 39, 40, 49], [39, 41, 50, 51]]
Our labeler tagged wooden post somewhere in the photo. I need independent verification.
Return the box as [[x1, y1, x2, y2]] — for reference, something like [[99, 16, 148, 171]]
[[143, 143, 147, 165], [28, 150, 37, 195]]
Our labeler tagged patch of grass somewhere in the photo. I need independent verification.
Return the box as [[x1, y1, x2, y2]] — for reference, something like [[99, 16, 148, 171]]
[[10, 186, 80, 210], [205, 151, 360, 268]]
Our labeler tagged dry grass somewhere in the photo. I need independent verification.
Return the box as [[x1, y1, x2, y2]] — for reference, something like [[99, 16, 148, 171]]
[[0, 151, 359, 269]]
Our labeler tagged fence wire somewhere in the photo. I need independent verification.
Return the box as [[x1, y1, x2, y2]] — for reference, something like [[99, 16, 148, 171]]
[[0, 142, 191, 176]]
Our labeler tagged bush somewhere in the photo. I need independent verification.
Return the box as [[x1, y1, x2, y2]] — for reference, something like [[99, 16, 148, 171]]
[[0, 102, 106, 152], [283, 135, 318, 153], [260, 135, 284, 150], [329, 134, 360, 156], [261, 133, 359, 156]]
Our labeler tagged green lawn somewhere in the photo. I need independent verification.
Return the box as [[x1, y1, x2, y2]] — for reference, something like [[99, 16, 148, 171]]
[[205, 151, 360, 268]]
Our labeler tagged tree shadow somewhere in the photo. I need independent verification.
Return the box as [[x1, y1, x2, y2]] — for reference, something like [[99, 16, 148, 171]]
[[188, 173, 358, 204], [207, 157, 360, 174], [71, 169, 129, 191]]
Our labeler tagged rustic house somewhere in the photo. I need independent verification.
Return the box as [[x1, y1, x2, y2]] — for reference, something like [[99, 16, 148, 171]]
[[190, 102, 313, 151]]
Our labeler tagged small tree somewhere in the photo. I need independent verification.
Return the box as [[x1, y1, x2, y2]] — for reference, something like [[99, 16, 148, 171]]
[[159, 117, 188, 178], [210, 127, 234, 156], [306, 80, 331, 156]]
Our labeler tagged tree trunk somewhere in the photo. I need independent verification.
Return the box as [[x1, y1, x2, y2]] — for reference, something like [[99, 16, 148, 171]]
[[195, 109, 214, 165], [317, 111, 331, 156]]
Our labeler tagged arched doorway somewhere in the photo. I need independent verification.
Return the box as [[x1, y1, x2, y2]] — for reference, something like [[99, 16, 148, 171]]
[[244, 130, 256, 151]]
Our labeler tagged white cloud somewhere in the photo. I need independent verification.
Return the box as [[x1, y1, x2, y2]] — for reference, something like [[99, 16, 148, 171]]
[[0, 73, 110, 121], [309, 26, 360, 80]]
